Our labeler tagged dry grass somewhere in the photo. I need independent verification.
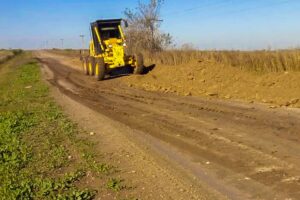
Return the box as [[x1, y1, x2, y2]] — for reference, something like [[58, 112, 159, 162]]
[[0, 50, 13, 61], [143, 49, 300, 73], [50, 49, 81, 56], [0, 50, 22, 64]]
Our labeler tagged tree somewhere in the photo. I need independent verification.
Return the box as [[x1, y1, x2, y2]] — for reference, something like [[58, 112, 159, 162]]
[[124, 0, 172, 52]]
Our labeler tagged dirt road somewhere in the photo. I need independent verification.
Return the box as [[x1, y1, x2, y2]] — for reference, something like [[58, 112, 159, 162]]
[[36, 51, 300, 200]]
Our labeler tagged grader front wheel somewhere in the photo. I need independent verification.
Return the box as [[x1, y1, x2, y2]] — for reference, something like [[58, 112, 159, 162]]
[[95, 58, 106, 81], [133, 53, 144, 75]]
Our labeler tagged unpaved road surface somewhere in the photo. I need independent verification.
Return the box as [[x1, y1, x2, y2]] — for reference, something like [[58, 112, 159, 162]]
[[36, 51, 300, 200]]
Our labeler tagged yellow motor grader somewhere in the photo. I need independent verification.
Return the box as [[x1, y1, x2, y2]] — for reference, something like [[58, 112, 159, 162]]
[[81, 19, 144, 80]]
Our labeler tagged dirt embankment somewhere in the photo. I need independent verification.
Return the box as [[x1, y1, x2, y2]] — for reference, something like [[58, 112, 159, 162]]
[[46, 50, 300, 108], [124, 60, 300, 108]]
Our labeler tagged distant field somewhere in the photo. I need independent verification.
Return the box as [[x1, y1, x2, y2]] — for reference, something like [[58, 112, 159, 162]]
[[144, 49, 300, 73], [50, 49, 81, 57]]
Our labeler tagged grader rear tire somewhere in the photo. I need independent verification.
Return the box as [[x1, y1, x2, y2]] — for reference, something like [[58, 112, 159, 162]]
[[88, 57, 95, 76], [82, 57, 89, 75], [95, 58, 106, 81], [133, 53, 144, 75]]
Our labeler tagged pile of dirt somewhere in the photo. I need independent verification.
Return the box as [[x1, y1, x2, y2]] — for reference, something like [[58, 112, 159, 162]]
[[123, 60, 300, 108]]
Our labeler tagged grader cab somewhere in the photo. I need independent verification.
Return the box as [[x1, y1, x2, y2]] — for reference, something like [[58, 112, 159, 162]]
[[81, 19, 144, 80]]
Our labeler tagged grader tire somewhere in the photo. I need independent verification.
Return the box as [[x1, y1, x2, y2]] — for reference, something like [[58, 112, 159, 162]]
[[133, 53, 144, 75], [82, 57, 89, 75], [88, 57, 95, 76], [95, 58, 106, 81]]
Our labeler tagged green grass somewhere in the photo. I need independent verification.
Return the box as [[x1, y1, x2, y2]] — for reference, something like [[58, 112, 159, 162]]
[[106, 178, 125, 192], [0, 53, 129, 199]]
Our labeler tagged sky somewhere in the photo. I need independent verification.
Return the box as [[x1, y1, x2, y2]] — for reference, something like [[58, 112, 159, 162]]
[[0, 0, 300, 50]]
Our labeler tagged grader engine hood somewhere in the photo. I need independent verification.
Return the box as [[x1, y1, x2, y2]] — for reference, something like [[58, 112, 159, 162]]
[[111, 45, 125, 67], [104, 39, 125, 67]]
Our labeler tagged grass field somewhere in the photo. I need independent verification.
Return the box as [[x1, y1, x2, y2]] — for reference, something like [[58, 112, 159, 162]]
[[0, 53, 128, 199]]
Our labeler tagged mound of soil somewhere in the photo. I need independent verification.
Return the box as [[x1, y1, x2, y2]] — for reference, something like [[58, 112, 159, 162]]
[[124, 60, 300, 108]]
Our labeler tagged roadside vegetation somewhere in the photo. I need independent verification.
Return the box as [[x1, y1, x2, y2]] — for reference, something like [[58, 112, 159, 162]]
[[0, 49, 23, 64], [0, 53, 130, 199], [124, 0, 172, 53], [144, 49, 300, 73]]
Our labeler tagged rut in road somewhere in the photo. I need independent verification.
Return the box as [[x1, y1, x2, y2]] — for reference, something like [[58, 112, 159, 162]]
[[38, 56, 300, 200]]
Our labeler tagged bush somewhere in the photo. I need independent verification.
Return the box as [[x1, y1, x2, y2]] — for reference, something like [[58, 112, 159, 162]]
[[124, 0, 172, 53]]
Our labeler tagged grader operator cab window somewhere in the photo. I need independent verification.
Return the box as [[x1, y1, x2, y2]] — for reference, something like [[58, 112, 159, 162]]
[[100, 27, 121, 40]]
